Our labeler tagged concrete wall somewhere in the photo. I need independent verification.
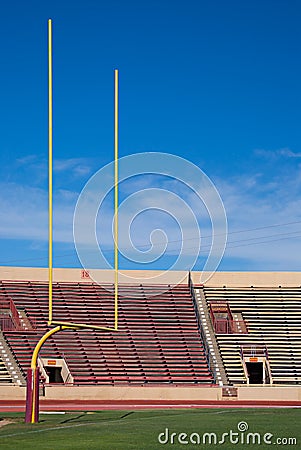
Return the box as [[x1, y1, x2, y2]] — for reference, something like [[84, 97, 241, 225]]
[[44, 385, 222, 401], [237, 385, 301, 401], [192, 271, 301, 288], [1, 384, 301, 402], [0, 385, 26, 399], [1, 266, 301, 287], [0, 267, 188, 285], [40, 385, 301, 402]]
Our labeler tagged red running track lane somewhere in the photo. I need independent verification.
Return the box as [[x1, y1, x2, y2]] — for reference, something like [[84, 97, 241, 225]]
[[1, 400, 301, 412]]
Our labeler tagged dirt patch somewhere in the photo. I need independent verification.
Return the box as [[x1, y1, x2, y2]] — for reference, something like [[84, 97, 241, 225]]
[[0, 419, 16, 428]]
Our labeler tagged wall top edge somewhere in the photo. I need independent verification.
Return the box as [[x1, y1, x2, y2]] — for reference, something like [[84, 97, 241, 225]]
[[0, 267, 300, 287]]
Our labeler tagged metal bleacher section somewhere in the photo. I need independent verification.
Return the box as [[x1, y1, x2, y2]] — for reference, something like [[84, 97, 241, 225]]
[[0, 332, 25, 385], [0, 344, 13, 384], [0, 280, 214, 386], [200, 286, 301, 385]]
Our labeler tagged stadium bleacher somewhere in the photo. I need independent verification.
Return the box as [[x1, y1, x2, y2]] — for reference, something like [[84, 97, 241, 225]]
[[1, 272, 301, 389], [0, 280, 214, 386], [199, 286, 301, 385], [0, 354, 13, 383]]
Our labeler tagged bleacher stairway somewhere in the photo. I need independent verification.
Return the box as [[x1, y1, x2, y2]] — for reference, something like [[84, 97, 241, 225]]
[[0, 332, 25, 385]]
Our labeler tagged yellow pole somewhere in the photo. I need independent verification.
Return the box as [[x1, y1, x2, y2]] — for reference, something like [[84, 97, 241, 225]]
[[114, 69, 119, 330], [48, 19, 53, 325]]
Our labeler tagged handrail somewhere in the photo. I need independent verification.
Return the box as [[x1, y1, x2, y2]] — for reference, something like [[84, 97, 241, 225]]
[[0, 297, 21, 329], [0, 299, 36, 331], [64, 371, 73, 384], [240, 345, 268, 358], [212, 319, 248, 334], [188, 272, 217, 383]]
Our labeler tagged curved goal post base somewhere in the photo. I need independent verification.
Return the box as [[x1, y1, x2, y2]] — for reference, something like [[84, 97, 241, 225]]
[[25, 322, 118, 423], [25, 325, 77, 423]]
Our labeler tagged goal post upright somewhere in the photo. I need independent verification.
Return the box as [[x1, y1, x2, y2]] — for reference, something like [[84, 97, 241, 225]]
[[48, 18, 53, 326], [114, 69, 119, 331]]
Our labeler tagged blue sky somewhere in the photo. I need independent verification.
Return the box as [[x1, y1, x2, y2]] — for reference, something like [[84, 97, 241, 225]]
[[1, 0, 301, 271]]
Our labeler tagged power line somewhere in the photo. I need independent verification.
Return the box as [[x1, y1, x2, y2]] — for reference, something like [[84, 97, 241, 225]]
[[2, 220, 301, 265], [181, 232, 301, 254], [126, 220, 301, 249]]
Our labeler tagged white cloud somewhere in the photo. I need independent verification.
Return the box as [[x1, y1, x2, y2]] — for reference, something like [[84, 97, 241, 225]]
[[0, 182, 77, 243], [254, 147, 301, 159], [16, 155, 40, 166], [213, 167, 301, 269], [1, 156, 301, 271], [278, 149, 301, 158], [0, 182, 47, 240], [54, 158, 93, 177], [14, 155, 94, 180]]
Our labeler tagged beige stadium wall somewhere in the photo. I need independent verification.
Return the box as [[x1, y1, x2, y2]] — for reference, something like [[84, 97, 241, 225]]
[[43, 385, 301, 402], [43, 385, 222, 401], [192, 271, 301, 287], [0, 385, 26, 399], [0, 385, 301, 402], [0, 266, 301, 287], [0, 266, 187, 285]]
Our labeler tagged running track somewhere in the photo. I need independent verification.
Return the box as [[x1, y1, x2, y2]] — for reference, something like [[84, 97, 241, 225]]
[[1, 400, 301, 412]]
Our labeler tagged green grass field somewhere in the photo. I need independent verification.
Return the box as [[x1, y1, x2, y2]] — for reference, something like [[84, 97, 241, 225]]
[[0, 408, 300, 449]]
